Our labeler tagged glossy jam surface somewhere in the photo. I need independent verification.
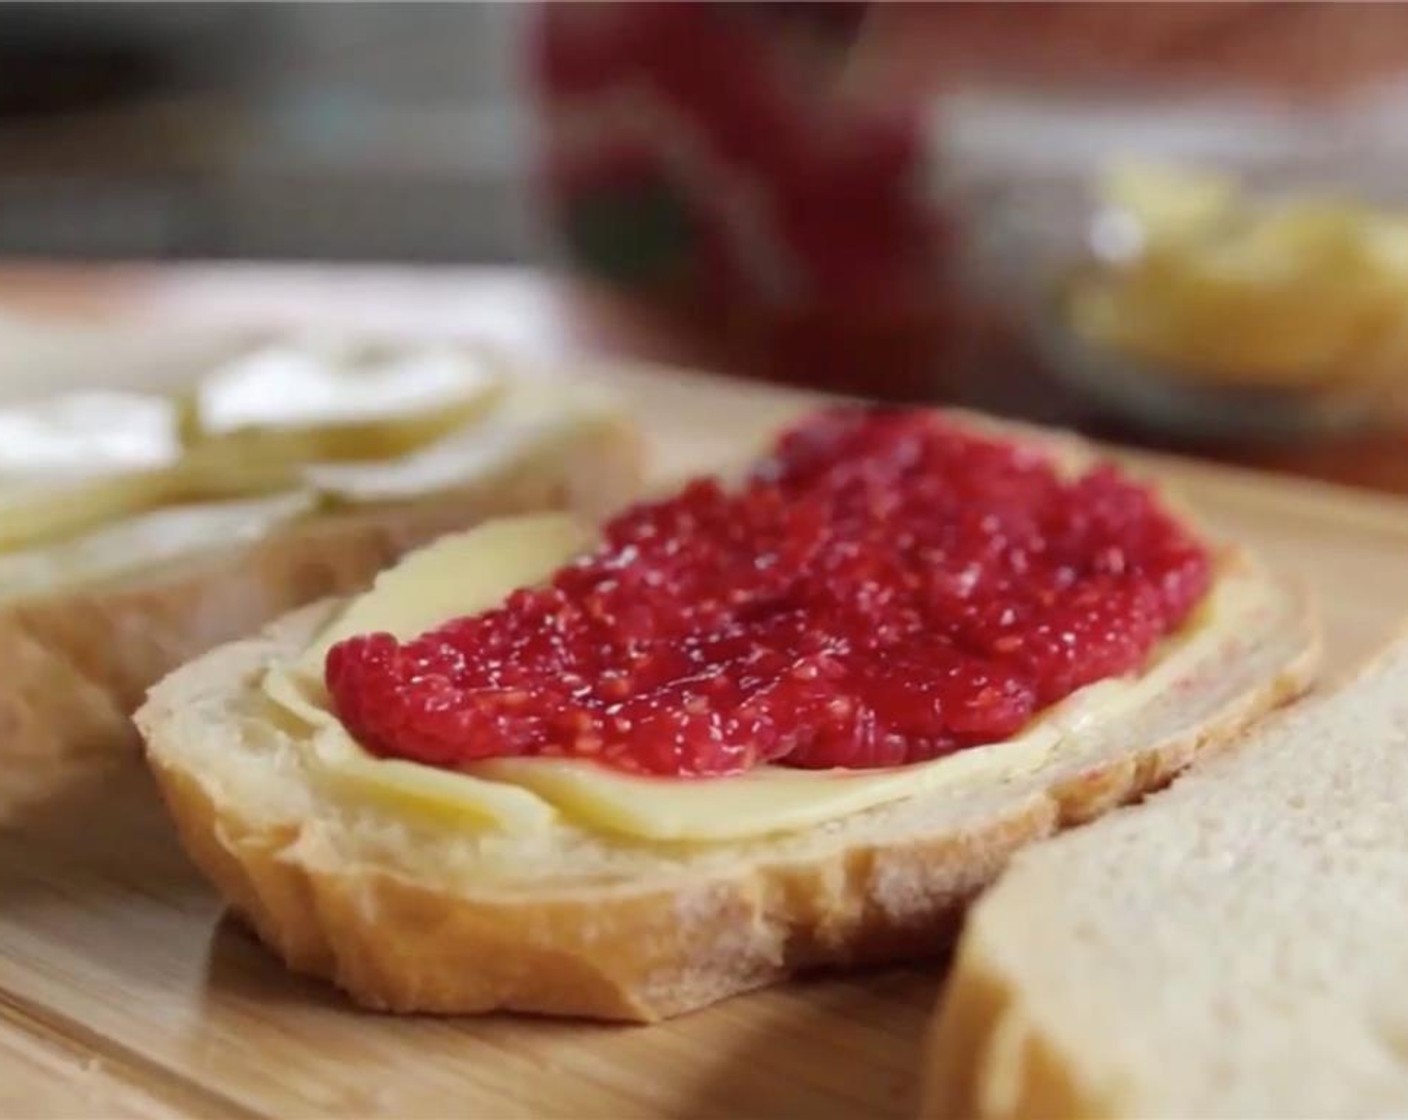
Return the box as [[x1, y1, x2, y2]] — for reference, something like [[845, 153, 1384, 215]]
[[327, 409, 1212, 776]]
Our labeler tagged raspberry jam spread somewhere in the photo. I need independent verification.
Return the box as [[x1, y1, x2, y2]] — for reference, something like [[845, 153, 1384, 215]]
[[326, 409, 1212, 777]]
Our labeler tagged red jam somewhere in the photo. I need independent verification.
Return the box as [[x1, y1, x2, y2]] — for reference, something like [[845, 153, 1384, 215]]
[[326, 409, 1212, 777]]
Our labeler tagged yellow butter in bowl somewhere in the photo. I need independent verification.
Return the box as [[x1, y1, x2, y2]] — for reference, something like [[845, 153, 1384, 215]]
[[1068, 163, 1408, 395]]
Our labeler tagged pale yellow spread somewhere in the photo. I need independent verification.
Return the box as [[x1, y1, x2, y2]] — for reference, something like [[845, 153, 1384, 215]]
[[262, 516, 585, 833], [185, 340, 505, 470], [1068, 162, 1408, 391], [261, 513, 1264, 844], [194, 340, 499, 436], [0, 392, 183, 550], [0, 491, 317, 602], [0, 340, 613, 595]]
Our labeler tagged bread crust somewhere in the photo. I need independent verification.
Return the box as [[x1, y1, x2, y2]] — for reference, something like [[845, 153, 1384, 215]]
[[0, 417, 642, 806], [919, 950, 1096, 1120], [137, 551, 1319, 1022]]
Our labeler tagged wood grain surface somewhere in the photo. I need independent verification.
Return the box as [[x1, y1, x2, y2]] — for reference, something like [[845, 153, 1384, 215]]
[[3, 353, 1408, 1119]]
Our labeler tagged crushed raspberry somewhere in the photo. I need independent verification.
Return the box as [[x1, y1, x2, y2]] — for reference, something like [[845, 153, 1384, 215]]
[[325, 408, 1213, 777]]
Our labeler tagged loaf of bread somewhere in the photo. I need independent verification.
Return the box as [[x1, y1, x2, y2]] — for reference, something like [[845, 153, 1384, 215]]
[[923, 631, 1408, 1119], [136, 412, 1318, 1021]]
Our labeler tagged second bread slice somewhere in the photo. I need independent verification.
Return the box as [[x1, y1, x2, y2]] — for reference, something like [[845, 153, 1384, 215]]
[[924, 631, 1408, 1119]]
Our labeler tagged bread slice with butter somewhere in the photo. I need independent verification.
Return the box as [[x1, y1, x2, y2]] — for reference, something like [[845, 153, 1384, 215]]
[[1, 349, 642, 803], [920, 628, 1408, 1120], [136, 413, 1318, 1022]]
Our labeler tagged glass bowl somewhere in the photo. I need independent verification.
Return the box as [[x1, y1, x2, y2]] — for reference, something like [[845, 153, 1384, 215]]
[[932, 84, 1408, 443]]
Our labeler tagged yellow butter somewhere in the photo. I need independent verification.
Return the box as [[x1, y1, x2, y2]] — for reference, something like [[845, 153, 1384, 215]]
[[0, 342, 618, 583], [266, 514, 1261, 843], [1104, 162, 1236, 248], [304, 723, 558, 833], [464, 708, 1096, 842], [296, 511, 593, 676], [0, 391, 182, 476], [189, 340, 506, 461], [262, 513, 592, 831], [0, 490, 316, 600], [0, 391, 185, 551], [0, 472, 175, 554], [1072, 162, 1408, 390], [303, 380, 619, 505]]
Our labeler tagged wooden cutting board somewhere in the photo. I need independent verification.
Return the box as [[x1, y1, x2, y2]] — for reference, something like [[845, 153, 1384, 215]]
[[4, 361, 1408, 1120]]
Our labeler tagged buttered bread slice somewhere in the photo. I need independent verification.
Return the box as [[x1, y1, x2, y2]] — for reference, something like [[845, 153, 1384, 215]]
[[1, 342, 641, 798], [137, 408, 1317, 1021]]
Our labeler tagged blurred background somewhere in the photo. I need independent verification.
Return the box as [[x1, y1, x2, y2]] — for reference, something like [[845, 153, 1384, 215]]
[[5, 1, 1408, 475], [0, 4, 534, 261]]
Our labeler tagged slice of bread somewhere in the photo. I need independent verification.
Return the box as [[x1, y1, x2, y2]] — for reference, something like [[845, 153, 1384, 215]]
[[2, 403, 641, 807], [135, 415, 1319, 1022], [922, 631, 1408, 1120]]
